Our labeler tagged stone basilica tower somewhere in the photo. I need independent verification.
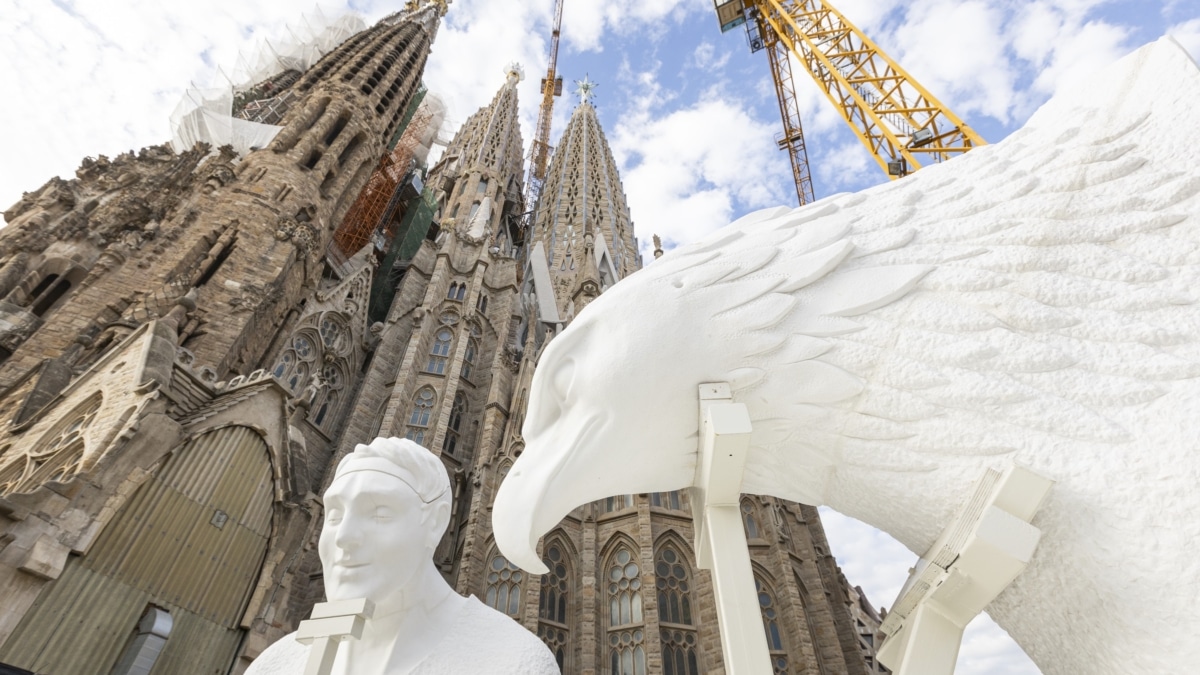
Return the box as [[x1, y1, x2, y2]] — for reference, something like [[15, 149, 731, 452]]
[[0, 4, 885, 674], [469, 89, 883, 675], [0, 4, 442, 674]]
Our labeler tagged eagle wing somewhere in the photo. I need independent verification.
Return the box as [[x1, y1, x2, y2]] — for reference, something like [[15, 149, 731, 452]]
[[637, 37, 1200, 544]]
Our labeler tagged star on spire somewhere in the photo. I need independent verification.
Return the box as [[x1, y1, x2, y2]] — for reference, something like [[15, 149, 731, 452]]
[[575, 75, 598, 105]]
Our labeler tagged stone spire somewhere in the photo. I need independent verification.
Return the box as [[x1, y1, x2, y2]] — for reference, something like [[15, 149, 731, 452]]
[[436, 65, 525, 242], [569, 227, 602, 313], [532, 87, 639, 313]]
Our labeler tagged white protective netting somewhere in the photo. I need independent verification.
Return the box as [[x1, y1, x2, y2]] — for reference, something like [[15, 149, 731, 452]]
[[411, 94, 447, 166], [170, 8, 367, 156]]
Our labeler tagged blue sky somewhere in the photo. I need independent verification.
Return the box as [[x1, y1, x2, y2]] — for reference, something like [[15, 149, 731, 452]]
[[2, 1, 1199, 673]]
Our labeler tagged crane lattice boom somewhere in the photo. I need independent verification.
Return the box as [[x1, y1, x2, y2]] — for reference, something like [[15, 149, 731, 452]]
[[525, 0, 565, 219], [718, 0, 986, 199]]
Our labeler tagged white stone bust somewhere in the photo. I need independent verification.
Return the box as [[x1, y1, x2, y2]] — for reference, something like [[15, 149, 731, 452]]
[[247, 437, 559, 675]]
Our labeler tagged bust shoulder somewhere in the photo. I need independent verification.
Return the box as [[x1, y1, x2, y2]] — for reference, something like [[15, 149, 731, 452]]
[[419, 596, 559, 674], [243, 632, 307, 675]]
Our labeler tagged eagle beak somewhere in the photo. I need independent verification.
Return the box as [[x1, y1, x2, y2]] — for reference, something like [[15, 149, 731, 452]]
[[494, 409, 607, 574], [493, 464, 551, 574]]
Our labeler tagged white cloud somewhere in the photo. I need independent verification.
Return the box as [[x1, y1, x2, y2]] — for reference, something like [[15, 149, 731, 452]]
[[1027, 19, 1130, 96], [814, 140, 875, 188], [0, 0, 357, 211], [693, 40, 731, 71], [561, 0, 705, 54], [889, 0, 1017, 122], [608, 83, 789, 259], [1168, 18, 1200, 62]]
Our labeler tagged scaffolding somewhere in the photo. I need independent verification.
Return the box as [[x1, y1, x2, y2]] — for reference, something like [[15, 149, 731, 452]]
[[332, 88, 443, 258]]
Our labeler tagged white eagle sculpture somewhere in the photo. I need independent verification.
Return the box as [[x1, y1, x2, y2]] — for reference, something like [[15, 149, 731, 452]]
[[493, 38, 1200, 675]]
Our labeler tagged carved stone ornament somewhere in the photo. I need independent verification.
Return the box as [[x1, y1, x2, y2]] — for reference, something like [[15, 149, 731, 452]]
[[229, 281, 281, 313], [203, 164, 237, 194], [275, 215, 320, 255]]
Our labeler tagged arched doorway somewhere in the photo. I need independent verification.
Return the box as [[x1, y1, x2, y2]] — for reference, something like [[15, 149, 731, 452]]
[[0, 426, 274, 674]]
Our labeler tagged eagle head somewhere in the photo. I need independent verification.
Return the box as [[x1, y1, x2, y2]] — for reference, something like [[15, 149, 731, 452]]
[[492, 274, 705, 573], [491, 210, 876, 572]]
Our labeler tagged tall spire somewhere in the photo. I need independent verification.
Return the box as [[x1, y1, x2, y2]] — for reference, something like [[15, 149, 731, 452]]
[[434, 67, 525, 242], [532, 82, 639, 314]]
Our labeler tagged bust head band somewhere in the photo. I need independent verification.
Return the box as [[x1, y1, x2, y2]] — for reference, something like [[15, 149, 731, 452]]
[[334, 456, 449, 504]]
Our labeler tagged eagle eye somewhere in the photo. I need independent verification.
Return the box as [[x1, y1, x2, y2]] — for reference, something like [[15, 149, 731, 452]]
[[552, 359, 575, 401]]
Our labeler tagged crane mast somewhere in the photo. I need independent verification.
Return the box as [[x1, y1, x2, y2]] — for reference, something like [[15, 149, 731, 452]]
[[716, 0, 987, 202], [525, 0, 565, 223]]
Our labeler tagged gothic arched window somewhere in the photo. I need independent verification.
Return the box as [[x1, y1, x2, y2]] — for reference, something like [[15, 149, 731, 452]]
[[312, 363, 346, 429], [447, 282, 460, 300], [405, 388, 436, 446], [755, 576, 790, 675], [15, 261, 86, 318], [0, 395, 101, 495], [538, 539, 572, 670], [460, 338, 478, 381], [484, 549, 524, 617], [456, 283, 467, 301], [476, 293, 488, 314], [273, 333, 317, 393], [657, 544, 700, 675], [605, 545, 645, 675], [742, 498, 761, 540], [442, 393, 466, 457], [426, 328, 453, 374], [318, 315, 347, 352]]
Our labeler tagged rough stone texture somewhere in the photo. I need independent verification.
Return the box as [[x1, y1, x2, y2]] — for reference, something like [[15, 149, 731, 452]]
[[0, 6, 437, 674], [0, 8, 879, 675]]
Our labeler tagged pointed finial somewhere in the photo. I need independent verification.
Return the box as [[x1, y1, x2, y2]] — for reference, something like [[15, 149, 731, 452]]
[[653, 234, 664, 259], [575, 75, 598, 105], [506, 62, 525, 85]]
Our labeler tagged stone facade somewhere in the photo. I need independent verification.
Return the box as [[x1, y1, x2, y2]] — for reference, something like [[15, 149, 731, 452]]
[[0, 6, 881, 675], [0, 5, 441, 674]]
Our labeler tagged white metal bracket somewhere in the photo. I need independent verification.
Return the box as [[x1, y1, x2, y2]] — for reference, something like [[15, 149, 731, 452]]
[[877, 463, 1053, 675], [295, 598, 375, 675], [689, 382, 772, 675]]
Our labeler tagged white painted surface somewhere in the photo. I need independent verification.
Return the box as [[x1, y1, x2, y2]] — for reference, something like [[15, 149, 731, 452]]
[[248, 438, 558, 674], [878, 464, 1051, 674], [494, 38, 1200, 675], [691, 386, 772, 675]]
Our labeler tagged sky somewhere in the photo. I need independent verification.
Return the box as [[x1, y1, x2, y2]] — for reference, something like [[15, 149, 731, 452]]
[[2, 0, 1199, 673]]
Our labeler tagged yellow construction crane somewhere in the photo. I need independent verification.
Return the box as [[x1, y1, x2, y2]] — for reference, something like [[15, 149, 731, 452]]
[[524, 0, 566, 224], [715, 0, 987, 204]]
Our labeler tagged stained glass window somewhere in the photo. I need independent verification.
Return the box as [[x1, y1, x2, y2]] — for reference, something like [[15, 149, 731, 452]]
[[656, 544, 700, 675], [460, 339, 477, 381], [485, 551, 523, 617], [405, 388, 436, 445], [606, 546, 645, 675], [442, 393, 466, 457], [538, 540, 572, 670], [756, 576, 790, 674], [426, 328, 453, 374], [743, 499, 761, 539], [0, 395, 101, 495]]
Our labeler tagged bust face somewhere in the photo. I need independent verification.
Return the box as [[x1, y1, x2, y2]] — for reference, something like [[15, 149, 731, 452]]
[[319, 470, 430, 605]]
